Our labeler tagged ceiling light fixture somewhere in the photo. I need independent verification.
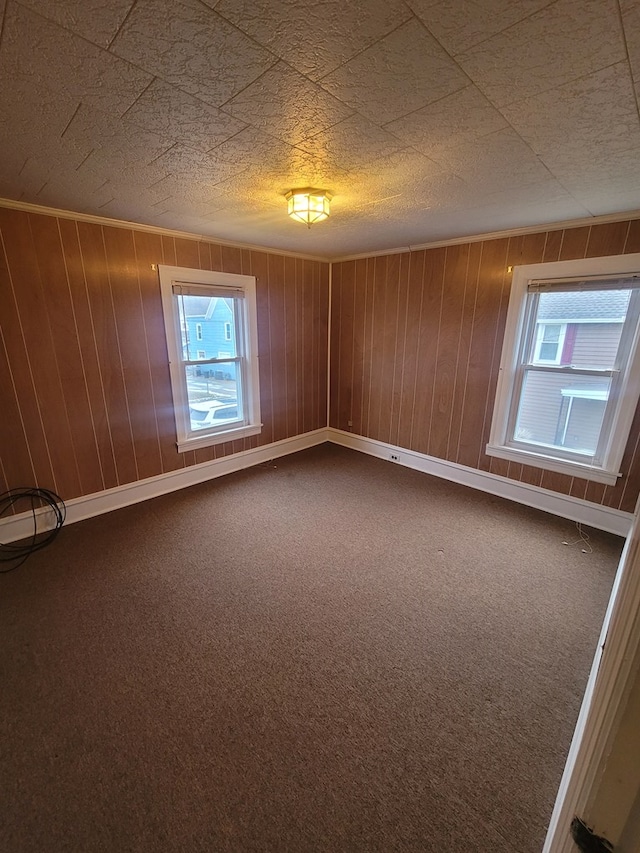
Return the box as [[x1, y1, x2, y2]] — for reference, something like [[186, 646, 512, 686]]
[[286, 188, 332, 226]]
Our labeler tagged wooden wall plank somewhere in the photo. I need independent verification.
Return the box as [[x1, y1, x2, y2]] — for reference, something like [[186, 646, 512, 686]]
[[221, 244, 242, 274], [297, 259, 308, 435], [294, 258, 304, 436], [250, 250, 274, 446], [329, 262, 341, 429], [458, 238, 509, 470], [359, 258, 375, 437], [77, 222, 139, 486], [559, 226, 590, 261], [336, 261, 355, 432], [58, 219, 119, 490], [0, 209, 81, 497], [411, 248, 445, 456], [314, 259, 323, 431], [210, 243, 223, 270], [378, 253, 401, 445], [29, 214, 105, 497], [102, 225, 162, 482], [301, 259, 314, 435], [366, 256, 387, 441], [539, 471, 574, 494], [543, 229, 563, 262], [586, 222, 630, 259], [585, 481, 607, 504], [0, 324, 37, 488], [624, 220, 640, 254], [174, 237, 200, 270], [0, 223, 51, 489], [519, 464, 543, 487], [284, 255, 298, 438], [390, 253, 411, 448], [447, 242, 481, 462], [429, 244, 469, 460], [570, 478, 588, 501], [605, 402, 640, 512], [506, 232, 547, 269], [317, 262, 330, 430], [267, 253, 287, 443], [348, 259, 366, 437], [0, 455, 9, 497], [396, 251, 425, 451], [161, 236, 177, 266], [198, 241, 213, 271]]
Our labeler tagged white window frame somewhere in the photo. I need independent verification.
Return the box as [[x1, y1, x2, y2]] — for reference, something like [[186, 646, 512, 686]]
[[487, 253, 640, 485], [159, 265, 261, 453]]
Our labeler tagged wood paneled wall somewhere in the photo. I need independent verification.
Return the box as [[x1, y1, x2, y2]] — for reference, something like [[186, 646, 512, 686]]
[[0, 207, 329, 501], [4, 204, 640, 516], [330, 219, 640, 514]]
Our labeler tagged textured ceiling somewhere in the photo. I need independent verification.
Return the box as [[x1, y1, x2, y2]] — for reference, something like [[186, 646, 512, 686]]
[[0, 0, 639, 259]]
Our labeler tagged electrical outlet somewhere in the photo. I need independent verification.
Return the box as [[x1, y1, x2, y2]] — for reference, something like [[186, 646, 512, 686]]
[[389, 453, 400, 462]]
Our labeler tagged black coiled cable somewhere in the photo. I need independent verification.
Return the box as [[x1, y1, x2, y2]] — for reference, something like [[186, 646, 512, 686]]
[[0, 487, 66, 573]]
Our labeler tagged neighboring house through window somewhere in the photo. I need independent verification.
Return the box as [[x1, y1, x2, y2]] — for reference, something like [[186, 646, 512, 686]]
[[159, 265, 261, 452], [487, 253, 640, 485]]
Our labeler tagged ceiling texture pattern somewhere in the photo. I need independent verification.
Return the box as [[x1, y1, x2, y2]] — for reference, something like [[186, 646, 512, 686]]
[[0, 0, 639, 259]]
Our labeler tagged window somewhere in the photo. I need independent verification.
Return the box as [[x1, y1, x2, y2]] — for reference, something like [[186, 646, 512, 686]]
[[224, 321, 232, 341], [533, 323, 567, 364], [159, 265, 261, 452], [487, 253, 640, 485]]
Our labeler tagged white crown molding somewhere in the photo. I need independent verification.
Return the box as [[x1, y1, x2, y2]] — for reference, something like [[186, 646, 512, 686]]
[[3, 197, 639, 267], [331, 209, 640, 264], [327, 428, 633, 536], [0, 198, 330, 264]]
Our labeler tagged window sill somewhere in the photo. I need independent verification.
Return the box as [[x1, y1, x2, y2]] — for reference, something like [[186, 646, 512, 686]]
[[485, 443, 620, 486], [177, 423, 262, 453]]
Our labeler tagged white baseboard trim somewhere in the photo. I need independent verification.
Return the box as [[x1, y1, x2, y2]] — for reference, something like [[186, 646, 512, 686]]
[[327, 428, 633, 537], [0, 429, 329, 544], [3, 426, 632, 544]]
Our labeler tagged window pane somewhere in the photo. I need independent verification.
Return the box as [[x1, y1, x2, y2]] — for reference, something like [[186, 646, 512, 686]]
[[514, 371, 610, 457], [539, 341, 558, 360], [542, 325, 561, 343], [536, 290, 630, 369], [177, 295, 238, 362], [185, 363, 240, 431]]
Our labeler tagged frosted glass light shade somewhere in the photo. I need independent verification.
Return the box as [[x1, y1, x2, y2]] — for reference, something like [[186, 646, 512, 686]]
[[286, 188, 332, 225]]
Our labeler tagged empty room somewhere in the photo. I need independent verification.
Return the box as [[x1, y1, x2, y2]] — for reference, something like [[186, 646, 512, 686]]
[[1, 2, 640, 852]]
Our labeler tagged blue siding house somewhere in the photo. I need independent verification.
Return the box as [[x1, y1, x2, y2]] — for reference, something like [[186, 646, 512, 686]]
[[184, 296, 237, 381]]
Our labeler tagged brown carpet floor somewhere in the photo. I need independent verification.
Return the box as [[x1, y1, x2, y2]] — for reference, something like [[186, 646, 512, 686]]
[[0, 444, 623, 852]]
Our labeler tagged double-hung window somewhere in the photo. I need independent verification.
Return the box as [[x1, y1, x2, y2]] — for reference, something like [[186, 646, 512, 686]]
[[487, 253, 640, 485], [159, 265, 261, 452]]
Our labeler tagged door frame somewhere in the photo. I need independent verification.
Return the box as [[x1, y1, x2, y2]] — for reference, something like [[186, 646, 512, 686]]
[[543, 498, 640, 852]]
